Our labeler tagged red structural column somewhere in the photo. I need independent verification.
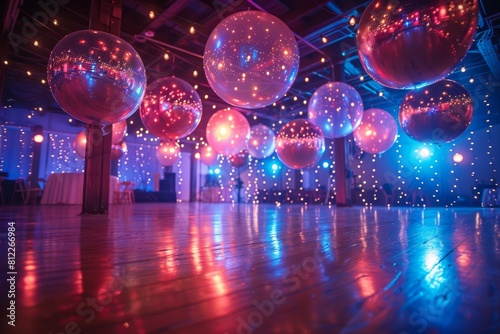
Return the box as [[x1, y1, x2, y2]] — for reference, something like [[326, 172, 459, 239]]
[[82, 0, 123, 214], [333, 61, 352, 207]]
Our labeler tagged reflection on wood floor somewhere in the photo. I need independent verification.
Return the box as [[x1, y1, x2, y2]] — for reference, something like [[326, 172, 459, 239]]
[[1, 203, 499, 333]]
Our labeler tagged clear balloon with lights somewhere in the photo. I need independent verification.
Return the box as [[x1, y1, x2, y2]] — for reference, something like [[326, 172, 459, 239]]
[[199, 146, 219, 166], [73, 131, 87, 159], [206, 108, 250, 156], [357, 0, 478, 89], [276, 119, 325, 169], [308, 82, 364, 138], [203, 10, 300, 108], [229, 150, 248, 168], [247, 124, 276, 159], [399, 79, 474, 143], [111, 120, 127, 144], [47, 30, 147, 124], [156, 140, 180, 166], [140, 77, 202, 139], [353, 108, 398, 154]]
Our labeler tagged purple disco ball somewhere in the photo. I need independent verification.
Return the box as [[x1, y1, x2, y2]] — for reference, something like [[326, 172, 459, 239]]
[[399, 79, 473, 143], [357, 0, 478, 89], [140, 77, 202, 140], [47, 30, 147, 124], [276, 119, 325, 170], [204, 11, 299, 108]]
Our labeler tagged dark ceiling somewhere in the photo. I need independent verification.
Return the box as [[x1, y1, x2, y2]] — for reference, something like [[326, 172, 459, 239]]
[[1, 0, 499, 137]]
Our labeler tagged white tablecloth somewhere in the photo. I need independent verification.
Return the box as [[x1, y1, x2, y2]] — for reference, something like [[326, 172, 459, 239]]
[[41, 173, 119, 205]]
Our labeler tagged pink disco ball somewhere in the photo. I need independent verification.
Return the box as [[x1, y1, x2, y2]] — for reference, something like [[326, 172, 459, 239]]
[[200, 146, 219, 166], [111, 120, 127, 144], [276, 119, 325, 170], [73, 131, 87, 159], [203, 10, 299, 108], [47, 30, 147, 124], [156, 140, 180, 166], [308, 82, 364, 138], [399, 79, 473, 143], [357, 0, 478, 89], [353, 108, 398, 154], [206, 108, 250, 156], [247, 124, 276, 159], [140, 77, 202, 140], [229, 150, 248, 168]]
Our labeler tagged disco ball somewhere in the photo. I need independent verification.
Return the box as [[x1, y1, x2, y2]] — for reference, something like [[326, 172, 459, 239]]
[[357, 0, 478, 89], [47, 30, 147, 124], [399, 79, 473, 143], [140, 77, 202, 139], [276, 119, 325, 169]]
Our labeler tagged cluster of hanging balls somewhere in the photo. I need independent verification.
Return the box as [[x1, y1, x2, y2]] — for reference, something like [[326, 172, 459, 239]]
[[47, 0, 477, 169]]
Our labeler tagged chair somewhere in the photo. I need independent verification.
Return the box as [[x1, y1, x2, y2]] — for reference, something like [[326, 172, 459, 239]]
[[380, 183, 394, 206], [114, 181, 135, 204], [11, 179, 28, 204], [25, 178, 45, 205]]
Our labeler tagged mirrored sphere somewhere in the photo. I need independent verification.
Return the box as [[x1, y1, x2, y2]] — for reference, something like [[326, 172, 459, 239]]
[[357, 0, 478, 89], [399, 79, 473, 143], [47, 30, 147, 124], [156, 140, 180, 166], [247, 124, 276, 159], [204, 10, 299, 108], [206, 108, 250, 156], [276, 119, 325, 170], [308, 82, 364, 138], [140, 77, 202, 139], [353, 108, 398, 154]]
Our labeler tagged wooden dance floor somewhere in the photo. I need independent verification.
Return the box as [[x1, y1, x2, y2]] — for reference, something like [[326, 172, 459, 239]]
[[1, 203, 499, 333]]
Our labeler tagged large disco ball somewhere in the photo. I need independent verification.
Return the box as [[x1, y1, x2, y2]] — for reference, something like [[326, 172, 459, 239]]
[[206, 108, 250, 156], [111, 120, 127, 144], [140, 77, 202, 139], [353, 108, 398, 154], [399, 79, 473, 143], [200, 146, 219, 166], [156, 140, 180, 166], [276, 119, 325, 170], [73, 131, 87, 159], [203, 11, 299, 108], [308, 82, 364, 138], [247, 124, 276, 159], [47, 30, 147, 124], [357, 0, 478, 89]]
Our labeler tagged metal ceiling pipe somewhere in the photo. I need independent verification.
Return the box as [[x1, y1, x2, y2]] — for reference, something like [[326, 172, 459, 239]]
[[246, 0, 330, 60]]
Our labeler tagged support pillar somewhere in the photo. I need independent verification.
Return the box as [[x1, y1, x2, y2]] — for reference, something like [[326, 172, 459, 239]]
[[333, 61, 352, 207], [82, 0, 123, 214]]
